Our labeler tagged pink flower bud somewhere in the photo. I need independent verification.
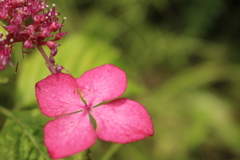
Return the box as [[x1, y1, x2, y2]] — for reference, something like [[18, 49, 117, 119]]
[[49, 55, 55, 63], [39, 29, 53, 38], [26, 25, 35, 35], [13, 15, 23, 25], [0, 9, 8, 20], [10, 0, 26, 7], [0, 45, 13, 71], [50, 22, 62, 32], [50, 47, 58, 57], [46, 41, 60, 50], [55, 32, 67, 40], [24, 40, 34, 49], [56, 65, 64, 73], [33, 15, 41, 24]]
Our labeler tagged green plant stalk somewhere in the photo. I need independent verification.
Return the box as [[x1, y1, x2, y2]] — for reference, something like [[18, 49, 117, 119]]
[[100, 143, 122, 160]]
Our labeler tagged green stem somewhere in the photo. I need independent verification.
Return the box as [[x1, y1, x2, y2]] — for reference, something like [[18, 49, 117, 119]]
[[0, 106, 49, 160], [83, 149, 91, 160], [100, 144, 122, 160]]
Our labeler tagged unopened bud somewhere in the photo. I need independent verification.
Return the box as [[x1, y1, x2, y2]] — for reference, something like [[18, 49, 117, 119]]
[[23, 40, 34, 49]]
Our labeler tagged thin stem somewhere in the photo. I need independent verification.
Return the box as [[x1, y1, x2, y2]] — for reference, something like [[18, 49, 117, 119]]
[[36, 45, 56, 74], [83, 149, 91, 160], [100, 144, 122, 160], [0, 106, 49, 160]]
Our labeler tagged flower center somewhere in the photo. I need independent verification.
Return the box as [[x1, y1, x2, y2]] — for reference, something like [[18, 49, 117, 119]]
[[85, 104, 92, 112], [77, 88, 92, 112]]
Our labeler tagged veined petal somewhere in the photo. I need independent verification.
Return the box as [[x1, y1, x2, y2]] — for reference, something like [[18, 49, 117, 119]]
[[35, 73, 85, 117], [91, 98, 154, 143], [76, 64, 127, 106], [44, 112, 96, 159]]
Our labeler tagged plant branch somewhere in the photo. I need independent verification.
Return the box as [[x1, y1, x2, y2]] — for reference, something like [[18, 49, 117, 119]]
[[37, 45, 56, 74]]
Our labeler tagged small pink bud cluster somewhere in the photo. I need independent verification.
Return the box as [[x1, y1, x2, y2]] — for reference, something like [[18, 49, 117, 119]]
[[0, 0, 67, 71]]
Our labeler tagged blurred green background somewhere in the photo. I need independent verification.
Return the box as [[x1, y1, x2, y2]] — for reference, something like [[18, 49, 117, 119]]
[[1, 0, 240, 159]]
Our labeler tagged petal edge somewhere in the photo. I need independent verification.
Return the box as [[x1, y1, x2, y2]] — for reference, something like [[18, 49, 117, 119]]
[[35, 73, 85, 117], [91, 98, 153, 143], [76, 64, 127, 106], [44, 112, 96, 159]]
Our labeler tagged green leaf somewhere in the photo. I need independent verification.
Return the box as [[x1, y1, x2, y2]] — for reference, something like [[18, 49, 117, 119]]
[[0, 107, 50, 160]]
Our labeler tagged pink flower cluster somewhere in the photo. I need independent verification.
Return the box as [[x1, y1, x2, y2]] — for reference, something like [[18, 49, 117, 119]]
[[35, 64, 154, 159], [0, 0, 67, 71]]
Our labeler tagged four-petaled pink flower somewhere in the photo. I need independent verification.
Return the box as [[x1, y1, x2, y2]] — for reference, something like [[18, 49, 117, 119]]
[[35, 64, 154, 159]]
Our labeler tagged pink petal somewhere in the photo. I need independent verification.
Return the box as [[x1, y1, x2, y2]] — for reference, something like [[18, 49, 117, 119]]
[[91, 98, 154, 143], [35, 73, 85, 117], [76, 64, 127, 106], [44, 112, 96, 159]]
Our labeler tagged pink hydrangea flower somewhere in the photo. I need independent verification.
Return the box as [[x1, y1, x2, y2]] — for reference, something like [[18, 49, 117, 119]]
[[35, 64, 154, 159], [0, 0, 67, 71]]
